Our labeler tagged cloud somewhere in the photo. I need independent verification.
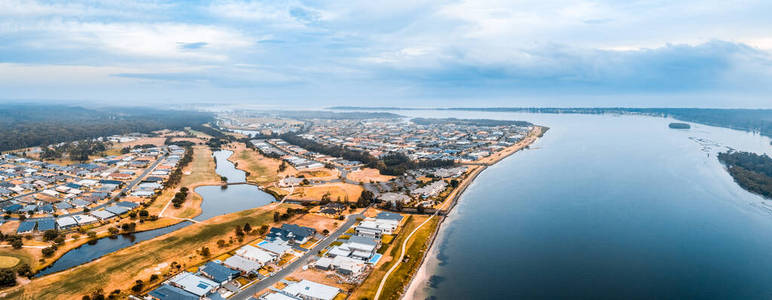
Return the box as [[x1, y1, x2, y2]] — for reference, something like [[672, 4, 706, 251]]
[[364, 41, 772, 97], [0, 20, 253, 61], [2, 0, 772, 107]]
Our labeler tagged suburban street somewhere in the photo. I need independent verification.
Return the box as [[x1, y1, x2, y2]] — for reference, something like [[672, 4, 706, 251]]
[[231, 207, 369, 300]]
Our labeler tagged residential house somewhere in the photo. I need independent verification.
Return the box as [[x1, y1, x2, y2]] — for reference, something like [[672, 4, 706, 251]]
[[199, 261, 240, 285], [223, 255, 262, 273], [236, 245, 277, 265], [268, 224, 316, 244], [280, 279, 340, 300], [167, 272, 218, 298], [148, 284, 199, 300]]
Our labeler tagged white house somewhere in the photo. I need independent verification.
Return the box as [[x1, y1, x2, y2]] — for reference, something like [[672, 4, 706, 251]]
[[56, 216, 77, 229], [281, 280, 340, 300], [236, 245, 277, 265], [167, 272, 218, 297]]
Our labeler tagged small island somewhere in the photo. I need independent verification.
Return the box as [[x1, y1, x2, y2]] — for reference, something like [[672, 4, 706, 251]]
[[669, 122, 691, 129], [718, 151, 772, 199]]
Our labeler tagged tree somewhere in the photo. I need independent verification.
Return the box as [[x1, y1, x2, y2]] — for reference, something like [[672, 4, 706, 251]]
[[42, 247, 56, 257], [235, 226, 244, 237], [16, 263, 31, 278], [0, 269, 16, 287], [320, 193, 331, 205], [131, 280, 144, 293], [273, 211, 280, 222], [201, 247, 211, 257], [43, 229, 59, 241], [108, 227, 119, 235], [279, 161, 287, 172], [322, 229, 329, 235], [357, 190, 374, 208], [243, 223, 252, 233], [150, 274, 159, 282], [53, 236, 65, 245], [11, 239, 22, 249], [217, 239, 226, 248], [259, 225, 269, 235]]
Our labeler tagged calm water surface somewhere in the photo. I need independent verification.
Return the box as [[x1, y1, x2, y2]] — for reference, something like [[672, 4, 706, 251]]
[[38, 150, 272, 276], [393, 111, 772, 299]]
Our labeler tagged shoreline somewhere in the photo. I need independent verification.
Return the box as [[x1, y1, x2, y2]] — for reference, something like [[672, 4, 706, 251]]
[[399, 126, 546, 299]]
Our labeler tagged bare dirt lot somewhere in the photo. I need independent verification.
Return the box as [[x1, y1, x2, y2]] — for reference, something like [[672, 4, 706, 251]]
[[346, 168, 394, 183], [289, 183, 363, 202]]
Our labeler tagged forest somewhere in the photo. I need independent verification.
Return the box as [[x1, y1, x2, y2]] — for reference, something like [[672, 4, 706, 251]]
[[0, 104, 213, 152], [718, 151, 772, 199]]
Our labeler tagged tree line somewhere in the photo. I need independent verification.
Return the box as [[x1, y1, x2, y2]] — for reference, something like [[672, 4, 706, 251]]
[[0, 104, 213, 152], [718, 151, 772, 199], [278, 133, 454, 175]]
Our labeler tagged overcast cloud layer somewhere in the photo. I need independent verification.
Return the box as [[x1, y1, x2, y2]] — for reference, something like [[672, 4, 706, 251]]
[[1, 0, 771, 107]]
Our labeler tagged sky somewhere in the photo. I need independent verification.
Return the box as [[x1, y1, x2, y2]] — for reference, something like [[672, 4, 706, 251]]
[[1, 0, 771, 108]]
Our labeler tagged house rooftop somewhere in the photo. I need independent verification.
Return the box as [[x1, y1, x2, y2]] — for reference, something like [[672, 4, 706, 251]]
[[37, 218, 56, 231], [168, 272, 217, 297], [200, 261, 239, 284], [148, 284, 199, 300], [282, 279, 340, 300], [17, 221, 36, 233], [376, 211, 404, 221]]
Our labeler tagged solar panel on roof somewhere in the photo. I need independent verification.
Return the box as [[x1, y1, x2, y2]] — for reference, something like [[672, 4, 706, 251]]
[[17, 221, 36, 233], [37, 219, 55, 231], [116, 201, 139, 208]]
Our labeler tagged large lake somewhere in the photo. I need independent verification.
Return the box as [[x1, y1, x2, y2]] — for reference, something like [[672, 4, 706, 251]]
[[392, 111, 772, 299]]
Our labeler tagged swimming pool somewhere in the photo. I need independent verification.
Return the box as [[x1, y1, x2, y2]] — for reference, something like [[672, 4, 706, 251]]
[[368, 253, 382, 264]]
